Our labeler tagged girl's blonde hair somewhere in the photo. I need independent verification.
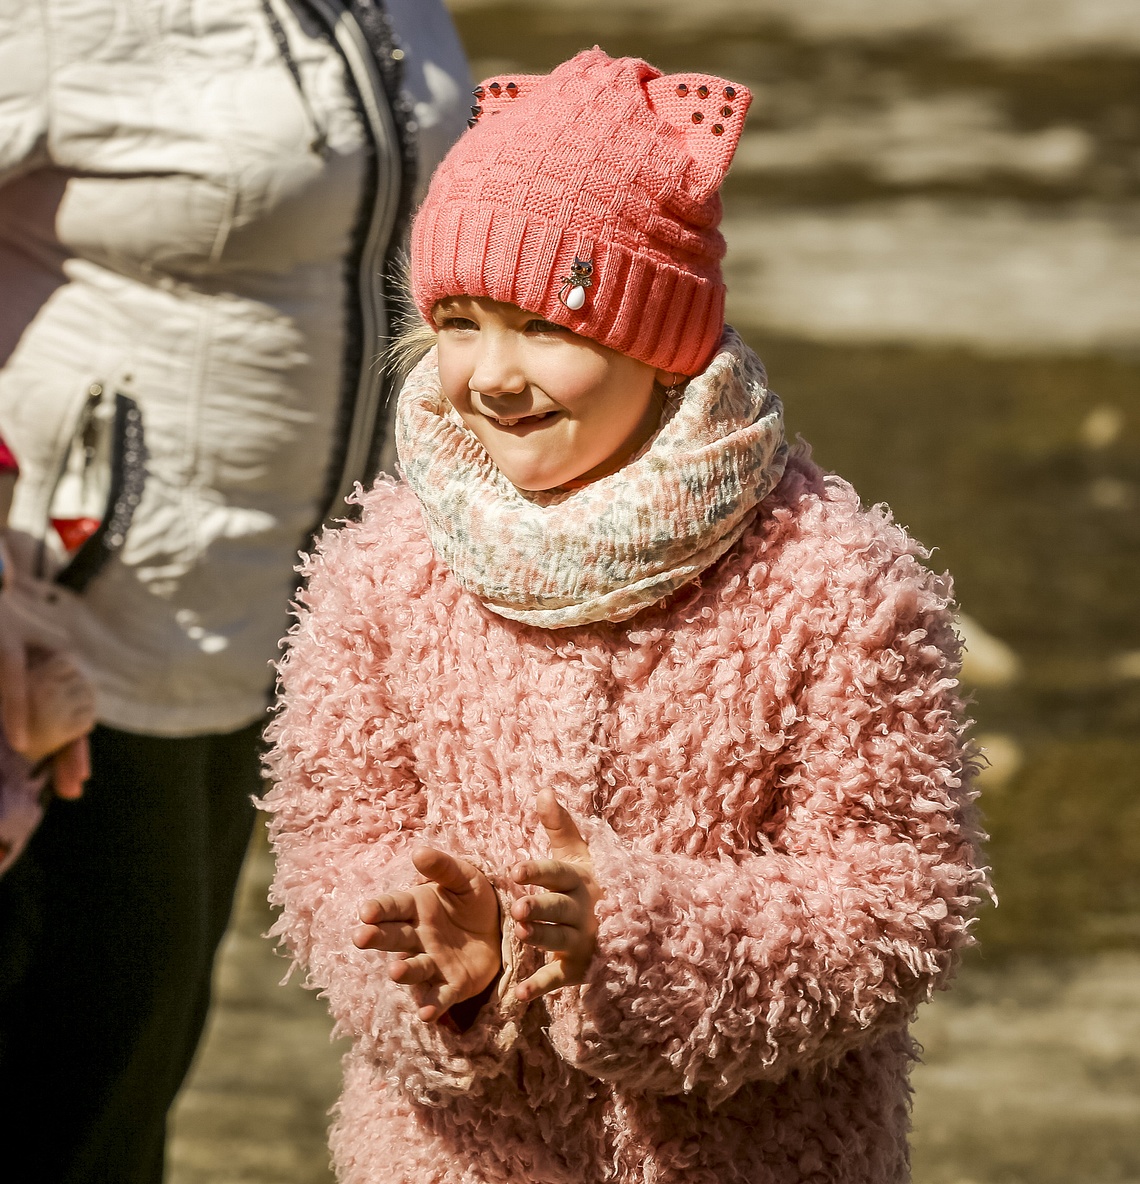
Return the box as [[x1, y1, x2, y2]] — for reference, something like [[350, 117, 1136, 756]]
[[386, 313, 437, 381], [384, 253, 438, 380]]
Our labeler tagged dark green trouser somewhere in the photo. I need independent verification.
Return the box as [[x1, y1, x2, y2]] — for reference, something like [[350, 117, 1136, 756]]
[[0, 720, 262, 1184]]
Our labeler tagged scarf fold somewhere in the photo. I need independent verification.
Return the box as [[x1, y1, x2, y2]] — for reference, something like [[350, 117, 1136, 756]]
[[395, 328, 788, 628]]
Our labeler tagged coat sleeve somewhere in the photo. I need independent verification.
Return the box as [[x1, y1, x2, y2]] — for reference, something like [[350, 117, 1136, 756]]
[[542, 517, 989, 1106], [261, 489, 539, 1106], [0, 0, 50, 183]]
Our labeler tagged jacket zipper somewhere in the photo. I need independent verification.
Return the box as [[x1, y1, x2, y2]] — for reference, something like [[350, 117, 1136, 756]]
[[293, 0, 402, 523]]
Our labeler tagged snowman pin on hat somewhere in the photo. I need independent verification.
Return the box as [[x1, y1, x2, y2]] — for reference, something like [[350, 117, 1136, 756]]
[[557, 256, 594, 311]]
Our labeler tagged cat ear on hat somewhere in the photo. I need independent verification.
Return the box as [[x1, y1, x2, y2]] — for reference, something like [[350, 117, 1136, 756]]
[[645, 74, 752, 194], [467, 74, 545, 127]]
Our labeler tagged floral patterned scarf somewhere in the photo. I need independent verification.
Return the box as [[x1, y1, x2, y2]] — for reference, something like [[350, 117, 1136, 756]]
[[395, 328, 788, 629]]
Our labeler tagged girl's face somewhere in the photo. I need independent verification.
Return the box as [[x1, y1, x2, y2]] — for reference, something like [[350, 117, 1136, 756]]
[[433, 297, 668, 491]]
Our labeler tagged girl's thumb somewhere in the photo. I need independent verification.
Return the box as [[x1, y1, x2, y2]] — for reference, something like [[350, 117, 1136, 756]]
[[537, 789, 589, 863]]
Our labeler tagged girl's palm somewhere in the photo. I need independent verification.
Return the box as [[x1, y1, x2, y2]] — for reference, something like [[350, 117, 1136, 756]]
[[354, 846, 501, 1023]]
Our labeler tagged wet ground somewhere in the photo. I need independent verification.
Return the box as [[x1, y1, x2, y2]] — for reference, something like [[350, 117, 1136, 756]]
[[171, 1, 1140, 1179]]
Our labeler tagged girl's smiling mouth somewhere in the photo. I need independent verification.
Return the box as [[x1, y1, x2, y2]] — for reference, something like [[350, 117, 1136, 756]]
[[489, 410, 559, 429]]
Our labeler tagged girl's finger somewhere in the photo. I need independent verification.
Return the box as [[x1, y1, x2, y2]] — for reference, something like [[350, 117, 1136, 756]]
[[512, 890, 579, 926], [514, 920, 577, 952], [535, 788, 591, 865], [388, 953, 437, 985], [415, 984, 454, 1024], [410, 845, 476, 894], [352, 920, 421, 953], [514, 960, 570, 1003], [358, 893, 415, 926], [512, 859, 584, 892]]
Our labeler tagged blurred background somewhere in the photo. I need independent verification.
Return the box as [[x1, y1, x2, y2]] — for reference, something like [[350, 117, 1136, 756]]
[[170, 2, 1140, 1181]]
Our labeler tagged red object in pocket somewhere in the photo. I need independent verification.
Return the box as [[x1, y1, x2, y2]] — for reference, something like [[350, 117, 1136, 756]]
[[0, 437, 18, 474], [52, 517, 101, 553]]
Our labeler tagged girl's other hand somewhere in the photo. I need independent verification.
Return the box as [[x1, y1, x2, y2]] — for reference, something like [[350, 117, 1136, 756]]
[[510, 788, 601, 1001], [353, 847, 501, 1024]]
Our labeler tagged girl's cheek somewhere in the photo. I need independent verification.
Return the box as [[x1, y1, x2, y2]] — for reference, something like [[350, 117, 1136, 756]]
[[437, 353, 470, 406]]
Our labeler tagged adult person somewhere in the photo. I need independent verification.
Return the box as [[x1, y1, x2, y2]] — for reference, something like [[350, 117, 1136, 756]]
[[0, 2, 469, 1179]]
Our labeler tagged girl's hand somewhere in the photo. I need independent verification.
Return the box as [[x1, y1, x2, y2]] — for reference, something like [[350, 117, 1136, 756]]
[[353, 846, 501, 1024], [510, 789, 601, 1002]]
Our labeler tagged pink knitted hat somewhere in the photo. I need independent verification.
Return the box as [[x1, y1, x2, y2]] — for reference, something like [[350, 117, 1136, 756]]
[[410, 48, 752, 377]]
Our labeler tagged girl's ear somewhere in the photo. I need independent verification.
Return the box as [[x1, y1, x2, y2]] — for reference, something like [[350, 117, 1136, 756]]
[[655, 370, 685, 391], [645, 74, 752, 195]]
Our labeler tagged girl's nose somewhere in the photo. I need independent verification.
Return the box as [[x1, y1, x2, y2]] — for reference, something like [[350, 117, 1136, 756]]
[[469, 333, 526, 397]]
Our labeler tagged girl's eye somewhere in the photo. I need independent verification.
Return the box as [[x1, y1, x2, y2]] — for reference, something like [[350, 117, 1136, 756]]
[[438, 316, 477, 331], [526, 319, 563, 334]]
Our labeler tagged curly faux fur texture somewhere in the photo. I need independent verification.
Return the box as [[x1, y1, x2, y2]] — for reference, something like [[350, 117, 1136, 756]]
[[262, 450, 988, 1184]]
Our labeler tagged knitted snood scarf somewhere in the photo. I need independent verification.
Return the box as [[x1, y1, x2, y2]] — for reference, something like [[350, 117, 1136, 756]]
[[396, 328, 788, 629]]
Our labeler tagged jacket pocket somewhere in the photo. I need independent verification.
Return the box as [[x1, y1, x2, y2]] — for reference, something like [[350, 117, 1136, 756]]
[[45, 380, 147, 593]]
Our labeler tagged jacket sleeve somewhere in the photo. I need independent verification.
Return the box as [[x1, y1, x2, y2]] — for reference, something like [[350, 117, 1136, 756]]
[[0, 0, 50, 183], [261, 491, 538, 1106], [542, 533, 988, 1106]]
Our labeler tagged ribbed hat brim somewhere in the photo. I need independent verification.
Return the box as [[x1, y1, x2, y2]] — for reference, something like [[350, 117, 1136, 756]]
[[412, 202, 726, 376]]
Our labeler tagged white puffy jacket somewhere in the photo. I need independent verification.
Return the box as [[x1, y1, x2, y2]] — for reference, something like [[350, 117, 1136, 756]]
[[0, 0, 469, 735]]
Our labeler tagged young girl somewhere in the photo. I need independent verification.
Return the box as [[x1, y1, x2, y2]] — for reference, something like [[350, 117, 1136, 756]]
[[264, 48, 987, 1184]]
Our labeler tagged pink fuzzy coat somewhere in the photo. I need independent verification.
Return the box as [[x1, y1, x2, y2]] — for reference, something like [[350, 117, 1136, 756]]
[[263, 450, 985, 1184]]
